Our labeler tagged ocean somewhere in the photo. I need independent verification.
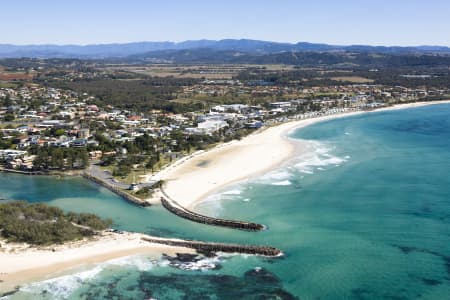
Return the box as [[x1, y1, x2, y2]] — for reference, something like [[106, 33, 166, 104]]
[[2, 103, 450, 299]]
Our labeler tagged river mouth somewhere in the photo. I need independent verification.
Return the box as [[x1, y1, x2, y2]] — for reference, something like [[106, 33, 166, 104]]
[[2, 104, 450, 299]]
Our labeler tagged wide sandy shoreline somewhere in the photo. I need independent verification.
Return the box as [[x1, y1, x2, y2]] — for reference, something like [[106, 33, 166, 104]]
[[0, 232, 194, 293], [158, 100, 450, 210], [1, 100, 449, 294]]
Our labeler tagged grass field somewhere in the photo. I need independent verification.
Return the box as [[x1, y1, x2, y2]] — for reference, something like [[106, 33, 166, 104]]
[[101, 64, 297, 79], [103, 65, 241, 79], [331, 76, 374, 83], [0, 72, 33, 81], [0, 81, 19, 88]]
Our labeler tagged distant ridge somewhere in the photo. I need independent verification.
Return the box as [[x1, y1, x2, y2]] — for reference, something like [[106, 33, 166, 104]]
[[1, 39, 450, 59]]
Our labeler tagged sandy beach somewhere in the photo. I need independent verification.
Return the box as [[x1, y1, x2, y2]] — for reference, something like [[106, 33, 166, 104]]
[[0, 232, 194, 293], [1, 100, 449, 294], [156, 111, 363, 209], [155, 100, 450, 210]]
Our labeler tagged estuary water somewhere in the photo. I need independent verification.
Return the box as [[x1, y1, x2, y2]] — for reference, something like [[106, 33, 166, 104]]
[[2, 103, 450, 299]]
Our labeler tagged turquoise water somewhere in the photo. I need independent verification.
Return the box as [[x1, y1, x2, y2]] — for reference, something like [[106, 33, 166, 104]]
[[2, 104, 450, 299]]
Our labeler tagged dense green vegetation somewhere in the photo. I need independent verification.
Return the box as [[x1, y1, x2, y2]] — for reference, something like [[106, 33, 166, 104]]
[[3, 48, 450, 69], [41, 77, 204, 113], [107, 132, 231, 177], [0, 201, 112, 245], [131, 49, 450, 67], [2, 52, 449, 115], [236, 67, 450, 88], [30, 146, 89, 170]]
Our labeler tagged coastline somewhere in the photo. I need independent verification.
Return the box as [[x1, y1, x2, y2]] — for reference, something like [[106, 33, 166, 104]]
[[3, 100, 448, 210], [0, 230, 283, 294], [156, 111, 361, 210], [0, 232, 195, 293], [1, 99, 449, 294], [156, 100, 450, 210]]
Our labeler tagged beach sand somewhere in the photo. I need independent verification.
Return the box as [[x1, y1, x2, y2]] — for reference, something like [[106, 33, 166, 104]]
[[156, 101, 450, 210], [0, 232, 194, 293], [158, 111, 363, 209], [2, 100, 449, 294]]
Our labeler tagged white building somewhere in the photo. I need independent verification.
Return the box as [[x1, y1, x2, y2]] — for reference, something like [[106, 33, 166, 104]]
[[197, 120, 228, 134]]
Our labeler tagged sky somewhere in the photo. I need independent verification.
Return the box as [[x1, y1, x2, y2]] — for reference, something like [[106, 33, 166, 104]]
[[1, 0, 450, 46]]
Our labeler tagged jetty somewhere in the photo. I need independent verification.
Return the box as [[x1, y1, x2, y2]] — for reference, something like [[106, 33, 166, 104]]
[[142, 236, 282, 257], [160, 191, 266, 231]]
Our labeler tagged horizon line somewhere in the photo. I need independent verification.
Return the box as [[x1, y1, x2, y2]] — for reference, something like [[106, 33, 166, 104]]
[[0, 38, 448, 48]]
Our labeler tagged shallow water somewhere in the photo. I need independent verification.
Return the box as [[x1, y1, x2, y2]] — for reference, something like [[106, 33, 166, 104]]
[[2, 104, 450, 299]]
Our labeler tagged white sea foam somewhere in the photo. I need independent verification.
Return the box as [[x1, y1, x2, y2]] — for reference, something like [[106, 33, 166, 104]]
[[106, 255, 156, 271], [195, 184, 248, 215], [299, 169, 314, 174], [250, 141, 348, 186], [16, 253, 228, 298], [170, 256, 222, 271], [20, 265, 105, 299], [255, 169, 292, 185], [17, 255, 161, 298], [272, 180, 292, 186], [293, 142, 347, 174], [196, 193, 224, 215], [222, 189, 242, 195]]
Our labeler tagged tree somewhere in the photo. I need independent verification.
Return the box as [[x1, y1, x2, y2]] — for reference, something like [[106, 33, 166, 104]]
[[54, 129, 66, 136], [0, 201, 112, 245], [33, 148, 50, 170], [113, 164, 131, 177], [79, 149, 89, 168], [3, 114, 15, 122], [51, 148, 64, 169], [2, 94, 13, 107], [32, 147, 89, 170], [145, 156, 158, 172]]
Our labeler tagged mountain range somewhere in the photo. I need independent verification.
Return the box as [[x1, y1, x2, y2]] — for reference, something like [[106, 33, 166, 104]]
[[1, 39, 450, 59]]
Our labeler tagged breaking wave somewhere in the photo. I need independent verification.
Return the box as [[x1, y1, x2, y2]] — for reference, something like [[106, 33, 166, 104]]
[[292, 141, 348, 175], [13, 253, 228, 299], [254, 140, 349, 185], [255, 169, 292, 185], [271, 180, 292, 186], [222, 189, 242, 195], [18, 265, 105, 299], [197, 186, 247, 215]]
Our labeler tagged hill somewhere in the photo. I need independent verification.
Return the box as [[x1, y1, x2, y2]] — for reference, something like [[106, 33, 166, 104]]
[[1, 39, 450, 58], [129, 48, 450, 68]]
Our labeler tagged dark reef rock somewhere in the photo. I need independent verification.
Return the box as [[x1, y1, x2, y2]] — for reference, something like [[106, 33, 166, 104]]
[[161, 253, 222, 271], [244, 267, 281, 284], [421, 278, 442, 286], [136, 270, 299, 300], [77, 267, 299, 300]]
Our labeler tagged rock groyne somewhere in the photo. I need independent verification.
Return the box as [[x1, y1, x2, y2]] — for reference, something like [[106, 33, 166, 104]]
[[160, 195, 265, 231], [142, 237, 282, 257]]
